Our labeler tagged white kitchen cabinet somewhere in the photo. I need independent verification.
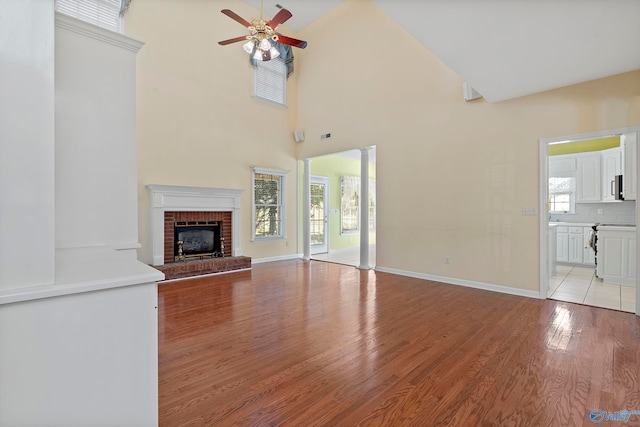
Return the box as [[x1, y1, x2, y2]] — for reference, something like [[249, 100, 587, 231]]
[[597, 227, 636, 286], [568, 227, 584, 264], [583, 227, 596, 266], [555, 225, 597, 266], [549, 225, 558, 276], [576, 153, 601, 202], [601, 147, 622, 202], [623, 132, 637, 200], [556, 226, 569, 263]]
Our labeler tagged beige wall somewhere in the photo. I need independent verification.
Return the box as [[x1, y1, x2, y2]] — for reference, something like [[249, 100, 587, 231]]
[[125, 0, 301, 262], [126, 0, 639, 292], [295, 0, 640, 291]]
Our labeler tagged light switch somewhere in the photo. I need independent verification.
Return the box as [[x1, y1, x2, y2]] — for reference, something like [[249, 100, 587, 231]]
[[522, 207, 538, 216]]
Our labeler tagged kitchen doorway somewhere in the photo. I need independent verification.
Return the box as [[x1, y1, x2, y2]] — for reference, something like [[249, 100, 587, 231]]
[[539, 127, 639, 316]]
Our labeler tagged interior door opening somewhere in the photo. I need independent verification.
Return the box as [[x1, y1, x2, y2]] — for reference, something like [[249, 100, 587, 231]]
[[540, 127, 639, 316], [305, 147, 377, 268]]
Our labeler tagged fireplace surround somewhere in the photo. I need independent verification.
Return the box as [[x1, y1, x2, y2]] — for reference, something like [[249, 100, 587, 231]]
[[147, 185, 244, 267]]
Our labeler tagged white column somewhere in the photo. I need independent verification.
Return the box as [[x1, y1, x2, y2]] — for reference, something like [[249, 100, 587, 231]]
[[303, 158, 312, 260], [358, 147, 371, 269], [0, 1, 55, 289]]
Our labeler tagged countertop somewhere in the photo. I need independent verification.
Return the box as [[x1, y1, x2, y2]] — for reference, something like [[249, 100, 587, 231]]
[[549, 222, 636, 230], [549, 222, 597, 227], [597, 225, 636, 231]]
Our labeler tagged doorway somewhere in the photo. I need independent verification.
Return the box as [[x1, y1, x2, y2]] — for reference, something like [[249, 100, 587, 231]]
[[304, 148, 377, 268], [540, 127, 639, 315], [310, 176, 329, 255]]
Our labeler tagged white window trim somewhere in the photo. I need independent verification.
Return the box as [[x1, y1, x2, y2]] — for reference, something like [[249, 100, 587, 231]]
[[252, 58, 287, 108], [252, 167, 288, 242]]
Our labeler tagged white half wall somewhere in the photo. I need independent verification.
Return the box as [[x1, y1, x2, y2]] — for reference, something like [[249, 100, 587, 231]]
[[0, 0, 55, 290], [0, 281, 159, 426]]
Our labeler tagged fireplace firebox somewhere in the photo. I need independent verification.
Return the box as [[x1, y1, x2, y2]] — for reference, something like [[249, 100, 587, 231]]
[[174, 221, 223, 260]]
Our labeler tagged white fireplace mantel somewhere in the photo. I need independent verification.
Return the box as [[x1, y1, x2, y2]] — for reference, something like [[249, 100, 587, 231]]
[[147, 185, 244, 266]]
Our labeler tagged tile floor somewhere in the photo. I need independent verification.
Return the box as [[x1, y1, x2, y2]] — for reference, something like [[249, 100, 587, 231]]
[[548, 265, 636, 313], [311, 245, 376, 268]]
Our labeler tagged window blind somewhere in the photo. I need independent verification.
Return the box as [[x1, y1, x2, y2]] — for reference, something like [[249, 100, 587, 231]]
[[254, 58, 287, 107], [55, 0, 122, 33]]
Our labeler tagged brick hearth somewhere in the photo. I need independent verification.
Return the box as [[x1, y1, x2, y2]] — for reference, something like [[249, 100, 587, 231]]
[[156, 256, 251, 281]]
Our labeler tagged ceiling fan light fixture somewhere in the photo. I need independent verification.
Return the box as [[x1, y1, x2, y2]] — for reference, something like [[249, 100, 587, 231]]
[[243, 40, 254, 54], [259, 38, 272, 51], [218, 4, 306, 61]]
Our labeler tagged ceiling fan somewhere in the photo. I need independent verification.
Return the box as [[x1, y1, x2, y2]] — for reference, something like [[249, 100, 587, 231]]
[[218, 1, 307, 61]]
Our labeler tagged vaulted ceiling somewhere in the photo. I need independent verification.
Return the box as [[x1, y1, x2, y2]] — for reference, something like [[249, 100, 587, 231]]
[[242, 0, 640, 103]]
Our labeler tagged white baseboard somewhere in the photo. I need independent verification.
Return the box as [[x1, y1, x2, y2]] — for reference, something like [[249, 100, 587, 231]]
[[252, 253, 303, 264], [374, 266, 542, 300]]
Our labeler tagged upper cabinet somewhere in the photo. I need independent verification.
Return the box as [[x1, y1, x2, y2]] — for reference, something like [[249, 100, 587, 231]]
[[550, 134, 636, 204], [623, 132, 637, 201], [576, 153, 601, 203]]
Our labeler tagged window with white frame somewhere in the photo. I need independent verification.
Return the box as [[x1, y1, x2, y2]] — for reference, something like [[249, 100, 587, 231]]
[[253, 58, 287, 107], [340, 176, 376, 234], [253, 168, 287, 240], [548, 177, 576, 213], [55, 0, 124, 33]]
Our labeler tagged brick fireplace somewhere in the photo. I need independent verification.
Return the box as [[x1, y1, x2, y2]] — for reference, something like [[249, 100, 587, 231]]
[[147, 185, 251, 280], [164, 211, 231, 262]]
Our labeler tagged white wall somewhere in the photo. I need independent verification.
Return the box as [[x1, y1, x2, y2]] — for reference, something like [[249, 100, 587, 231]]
[[0, 0, 55, 289], [55, 15, 144, 252]]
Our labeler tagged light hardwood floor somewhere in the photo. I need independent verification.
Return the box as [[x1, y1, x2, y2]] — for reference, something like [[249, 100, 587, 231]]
[[159, 260, 640, 426]]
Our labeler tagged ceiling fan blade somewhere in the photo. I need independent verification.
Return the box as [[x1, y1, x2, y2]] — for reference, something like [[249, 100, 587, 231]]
[[274, 34, 307, 49], [221, 9, 251, 28], [218, 35, 249, 46], [267, 8, 292, 29]]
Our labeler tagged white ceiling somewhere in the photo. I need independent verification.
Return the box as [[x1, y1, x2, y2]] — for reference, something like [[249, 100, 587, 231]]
[[241, 0, 640, 103]]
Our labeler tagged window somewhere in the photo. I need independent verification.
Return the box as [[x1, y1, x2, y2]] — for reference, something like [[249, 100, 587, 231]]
[[253, 168, 287, 240], [548, 177, 576, 213], [253, 58, 287, 107], [341, 176, 376, 234], [341, 176, 359, 234], [55, 0, 123, 33]]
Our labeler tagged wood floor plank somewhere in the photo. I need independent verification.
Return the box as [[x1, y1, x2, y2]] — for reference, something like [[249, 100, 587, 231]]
[[158, 260, 640, 426]]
